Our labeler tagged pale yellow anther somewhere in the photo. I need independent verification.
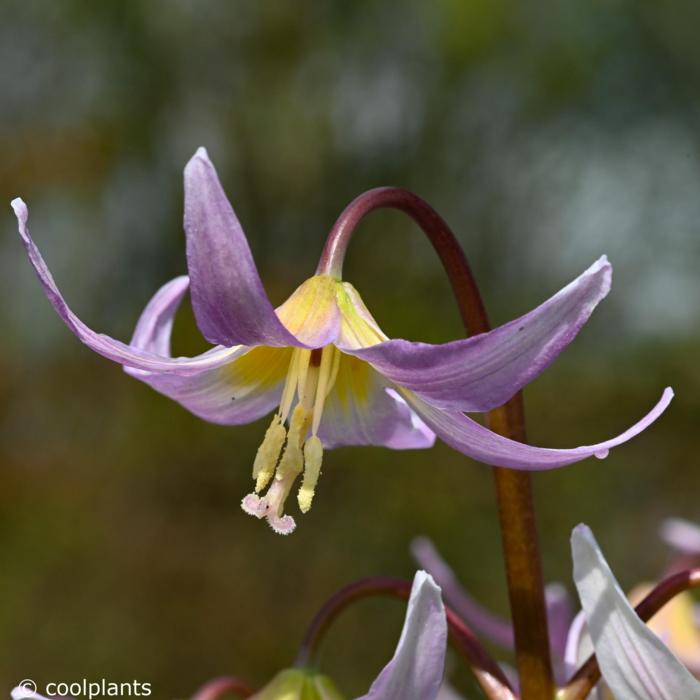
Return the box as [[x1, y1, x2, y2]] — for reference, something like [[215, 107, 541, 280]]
[[253, 414, 287, 492], [276, 404, 309, 481], [298, 435, 323, 513]]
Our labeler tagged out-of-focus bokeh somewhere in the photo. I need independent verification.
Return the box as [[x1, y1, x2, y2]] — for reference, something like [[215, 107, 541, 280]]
[[1, 1, 699, 697]]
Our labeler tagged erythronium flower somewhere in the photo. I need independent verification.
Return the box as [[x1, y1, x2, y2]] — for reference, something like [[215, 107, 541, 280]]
[[571, 524, 700, 700], [415, 527, 700, 697], [12, 148, 673, 534]]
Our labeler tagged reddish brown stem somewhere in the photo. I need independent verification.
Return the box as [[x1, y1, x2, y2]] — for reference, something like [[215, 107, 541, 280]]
[[318, 187, 554, 698], [190, 676, 255, 700], [295, 576, 517, 700], [562, 567, 700, 699]]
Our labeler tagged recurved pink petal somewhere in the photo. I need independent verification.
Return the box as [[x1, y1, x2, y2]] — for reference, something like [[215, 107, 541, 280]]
[[12, 198, 240, 375], [404, 388, 673, 470], [341, 258, 611, 412], [184, 148, 338, 349], [126, 277, 290, 425]]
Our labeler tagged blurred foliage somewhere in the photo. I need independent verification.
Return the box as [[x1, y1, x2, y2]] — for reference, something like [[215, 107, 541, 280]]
[[1, 1, 699, 697]]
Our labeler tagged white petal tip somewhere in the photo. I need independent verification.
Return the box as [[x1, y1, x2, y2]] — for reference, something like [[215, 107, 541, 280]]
[[413, 569, 440, 593], [194, 146, 210, 161], [11, 688, 38, 700], [11, 197, 27, 221], [571, 523, 593, 544], [185, 147, 213, 176]]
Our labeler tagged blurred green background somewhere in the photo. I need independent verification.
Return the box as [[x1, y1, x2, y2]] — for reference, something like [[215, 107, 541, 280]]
[[1, 1, 699, 697]]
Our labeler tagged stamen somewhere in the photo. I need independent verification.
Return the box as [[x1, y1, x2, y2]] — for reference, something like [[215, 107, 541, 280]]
[[252, 414, 287, 492], [244, 344, 342, 533], [311, 346, 335, 435], [276, 404, 309, 481], [279, 349, 301, 423], [298, 436, 323, 513], [296, 349, 312, 404], [327, 346, 341, 397]]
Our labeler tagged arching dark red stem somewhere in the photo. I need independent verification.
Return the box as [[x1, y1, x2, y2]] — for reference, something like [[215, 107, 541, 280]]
[[317, 188, 488, 333], [562, 567, 700, 700], [317, 187, 554, 699], [295, 576, 517, 700]]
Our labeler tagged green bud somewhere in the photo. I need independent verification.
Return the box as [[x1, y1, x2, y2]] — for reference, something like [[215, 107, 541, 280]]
[[250, 669, 345, 700]]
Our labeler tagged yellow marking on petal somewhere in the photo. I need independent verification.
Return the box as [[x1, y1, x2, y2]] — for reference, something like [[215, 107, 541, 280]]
[[335, 282, 387, 349], [225, 346, 292, 395], [253, 414, 286, 491], [298, 435, 323, 513], [333, 353, 372, 409], [276, 274, 340, 345]]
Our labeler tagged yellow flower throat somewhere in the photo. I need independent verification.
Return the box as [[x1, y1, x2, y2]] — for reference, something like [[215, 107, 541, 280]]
[[244, 344, 340, 533]]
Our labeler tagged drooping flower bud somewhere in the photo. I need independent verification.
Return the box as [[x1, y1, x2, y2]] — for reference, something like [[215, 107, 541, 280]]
[[249, 669, 344, 700]]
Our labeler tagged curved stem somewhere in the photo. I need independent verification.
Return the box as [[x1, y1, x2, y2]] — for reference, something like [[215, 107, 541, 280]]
[[316, 187, 489, 332], [295, 576, 517, 700], [190, 676, 255, 700], [318, 187, 554, 698], [561, 567, 700, 700]]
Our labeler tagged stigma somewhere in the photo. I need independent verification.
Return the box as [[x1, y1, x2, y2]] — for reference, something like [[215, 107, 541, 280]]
[[241, 345, 340, 534]]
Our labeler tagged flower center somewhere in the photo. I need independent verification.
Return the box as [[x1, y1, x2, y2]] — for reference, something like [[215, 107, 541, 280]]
[[241, 344, 341, 534]]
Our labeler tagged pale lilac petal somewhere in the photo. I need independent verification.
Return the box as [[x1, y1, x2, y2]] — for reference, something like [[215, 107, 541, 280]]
[[317, 355, 434, 449], [126, 278, 290, 424], [184, 148, 339, 348], [546, 582, 575, 663], [660, 518, 700, 557], [564, 609, 590, 674], [404, 388, 673, 470], [341, 258, 611, 412], [410, 537, 514, 649], [12, 198, 241, 375], [355, 571, 447, 700], [572, 524, 700, 700], [129, 275, 190, 355]]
